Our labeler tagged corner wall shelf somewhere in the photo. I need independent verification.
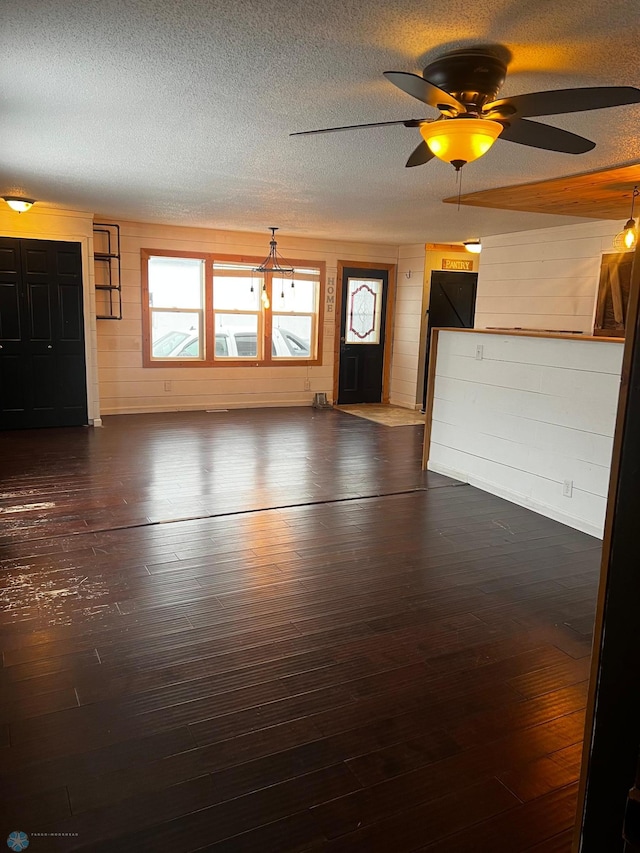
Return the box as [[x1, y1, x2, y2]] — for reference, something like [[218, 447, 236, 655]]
[[94, 222, 122, 320]]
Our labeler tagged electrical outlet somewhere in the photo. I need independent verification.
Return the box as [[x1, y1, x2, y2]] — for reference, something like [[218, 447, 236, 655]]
[[475, 345, 483, 360], [164, 380, 172, 392], [563, 479, 573, 497], [304, 378, 311, 391]]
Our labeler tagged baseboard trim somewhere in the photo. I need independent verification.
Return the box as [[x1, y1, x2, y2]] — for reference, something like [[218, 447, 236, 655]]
[[427, 461, 603, 539], [99, 400, 318, 416]]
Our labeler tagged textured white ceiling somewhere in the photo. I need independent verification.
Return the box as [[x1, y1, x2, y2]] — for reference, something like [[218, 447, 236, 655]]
[[1, 0, 639, 244]]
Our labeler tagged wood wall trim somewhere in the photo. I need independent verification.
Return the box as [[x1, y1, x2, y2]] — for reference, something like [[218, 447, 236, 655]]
[[333, 266, 343, 406], [421, 328, 439, 470], [431, 327, 624, 344], [333, 260, 397, 405], [425, 243, 467, 253], [574, 231, 640, 850], [381, 265, 396, 404], [141, 248, 152, 365]]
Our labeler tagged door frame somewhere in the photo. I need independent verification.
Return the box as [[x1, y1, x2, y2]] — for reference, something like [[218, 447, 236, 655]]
[[420, 269, 478, 411], [0, 237, 89, 429], [0, 221, 98, 425], [333, 260, 396, 405], [574, 238, 640, 851]]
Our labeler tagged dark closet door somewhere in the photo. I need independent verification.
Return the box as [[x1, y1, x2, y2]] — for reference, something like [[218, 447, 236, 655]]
[[0, 238, 87, 429], [421, 270, 478, 410]]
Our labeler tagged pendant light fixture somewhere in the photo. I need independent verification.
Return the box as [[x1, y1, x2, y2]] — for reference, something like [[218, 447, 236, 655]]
[[622, 186, 639, 250], [3, 196, 36, 213], [420, 118, 503, 172], [261, 283, 270, 309], [253, 227, 295, 308]]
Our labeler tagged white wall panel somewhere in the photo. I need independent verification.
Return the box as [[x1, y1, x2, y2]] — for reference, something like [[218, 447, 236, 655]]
[[475, 220, 621, 335], [475, 278, 598, 298], [427, 330, 624, 537], [475, 313, 596, 334]]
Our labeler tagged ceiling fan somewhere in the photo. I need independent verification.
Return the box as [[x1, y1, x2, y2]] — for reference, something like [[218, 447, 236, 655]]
[[291, 47, 640, 171]]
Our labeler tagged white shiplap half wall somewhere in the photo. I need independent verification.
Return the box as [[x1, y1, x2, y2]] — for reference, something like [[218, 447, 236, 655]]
[[475, 220, 621, 334], [427, 330, 624, 537]]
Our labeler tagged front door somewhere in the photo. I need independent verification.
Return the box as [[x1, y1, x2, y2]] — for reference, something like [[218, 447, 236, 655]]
[[338, 267, 389, 404], [422, 270, 478, 410], [0, 237, 88, 429]]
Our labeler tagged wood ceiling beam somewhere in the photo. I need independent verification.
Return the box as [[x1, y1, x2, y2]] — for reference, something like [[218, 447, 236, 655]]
[[443, 161, 640, 219]]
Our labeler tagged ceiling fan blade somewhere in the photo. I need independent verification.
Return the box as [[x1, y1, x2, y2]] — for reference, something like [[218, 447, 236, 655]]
[[384, 71, 464, 113], [290, 118, 422, 136], [486, 86, 640, 119], [499, 118, 596, 153], [405, 140, 435, 168]]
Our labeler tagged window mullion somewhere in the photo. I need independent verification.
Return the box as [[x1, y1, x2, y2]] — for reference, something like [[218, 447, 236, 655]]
[[264, 271, 273, 364], [203, 255, 214, 363]]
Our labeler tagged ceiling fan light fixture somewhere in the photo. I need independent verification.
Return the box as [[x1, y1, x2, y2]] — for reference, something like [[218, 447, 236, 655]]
[[419, 118, 503, 170], [463, 239, 482, 254], [3, 196, 35, 213]]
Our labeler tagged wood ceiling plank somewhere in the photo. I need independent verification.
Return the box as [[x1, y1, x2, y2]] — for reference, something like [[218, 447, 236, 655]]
[[444, 162, 640, 219]]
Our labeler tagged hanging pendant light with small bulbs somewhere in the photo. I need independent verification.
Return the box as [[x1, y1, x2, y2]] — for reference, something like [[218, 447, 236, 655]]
[[253, 227, 295, 310], [621, 186, 639, 250], [261, 283, 270, 310]]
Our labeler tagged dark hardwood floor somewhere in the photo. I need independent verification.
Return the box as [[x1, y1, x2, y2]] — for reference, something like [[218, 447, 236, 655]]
[[0, 409, 600, 851]]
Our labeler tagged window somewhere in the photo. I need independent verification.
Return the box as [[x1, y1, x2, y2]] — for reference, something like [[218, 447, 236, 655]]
[[142, 250, 324, 366], [344, 277, 384, 344], [272, 268, 317, 360], [212, 262, 262, 359], [147, 256, 204, 360]]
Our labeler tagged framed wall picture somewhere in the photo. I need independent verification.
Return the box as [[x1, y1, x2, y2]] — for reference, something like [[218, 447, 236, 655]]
[[594, 252, 634, 337]]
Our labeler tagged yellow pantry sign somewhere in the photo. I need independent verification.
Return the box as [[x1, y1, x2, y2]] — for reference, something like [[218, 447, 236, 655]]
[[442, 258, 474, 271]]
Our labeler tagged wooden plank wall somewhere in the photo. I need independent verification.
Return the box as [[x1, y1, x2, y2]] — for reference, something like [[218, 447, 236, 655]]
[[475, 221, 622, 334], [425, 330, 624, 537], [389, 244, 425, 409], [96, 221, 402, 415]]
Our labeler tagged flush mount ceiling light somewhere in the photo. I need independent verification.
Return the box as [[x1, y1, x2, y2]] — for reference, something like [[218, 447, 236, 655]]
[[3, 196, 35, 213], [253, 227, 295, 308], [614, 185, 639, 251], [463, 239, 482, 254]]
